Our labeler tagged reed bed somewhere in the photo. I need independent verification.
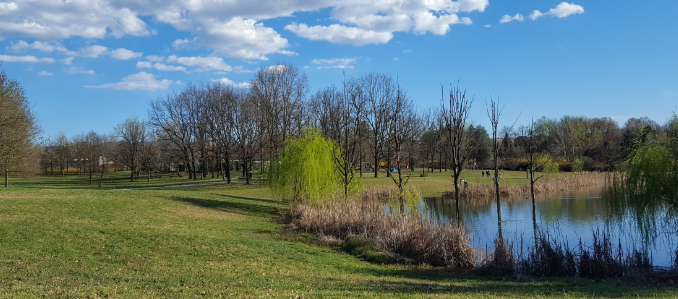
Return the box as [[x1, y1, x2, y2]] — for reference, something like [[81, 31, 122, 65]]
[[449, 172, 607, 198], [290, 200, 475, 267]]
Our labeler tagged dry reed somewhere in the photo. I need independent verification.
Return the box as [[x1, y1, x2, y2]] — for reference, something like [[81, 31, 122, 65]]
[[449, 172, 607, 198], [290, 200, 475, 267]]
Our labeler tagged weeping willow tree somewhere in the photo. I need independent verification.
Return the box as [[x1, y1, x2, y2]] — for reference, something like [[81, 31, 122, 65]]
[[604, 115, 678, 241], [269, 127, 357, 204]]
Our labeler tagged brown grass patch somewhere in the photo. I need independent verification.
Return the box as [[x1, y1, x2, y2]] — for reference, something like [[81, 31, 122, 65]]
[[449, 172, 607, 198], [290, 200, 475, 267]]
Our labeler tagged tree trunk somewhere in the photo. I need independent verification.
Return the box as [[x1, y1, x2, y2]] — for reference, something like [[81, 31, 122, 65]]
[[130, 168, 134, 182], [4, 169, 8, 188]]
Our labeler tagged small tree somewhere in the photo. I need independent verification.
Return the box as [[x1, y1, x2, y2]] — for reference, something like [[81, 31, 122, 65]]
[[269, 127, 345, 204], [441, 83, 475, 201]]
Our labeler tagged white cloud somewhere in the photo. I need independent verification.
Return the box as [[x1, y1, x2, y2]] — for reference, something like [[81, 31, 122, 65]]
[[85, 72, 176, 91], [37, 71, 52, 76], [153, 63, 186, 72], [0, 54, 54, 63], [167, 55, 241, 72], [78, 45, 108, 58], [0, 0, 489, 59], [264, 65, 286, 73], [0, 1, 149, 40], [136, 60, 185, 71], [7, 41, 110, 58], [61, 57, 75, 65], [393, 57, 399, 61], [549, 2, 585, 18], [484, 24, 491, 28], [146, 55, 164, 62], [67, 67, 95, 75], [530, 2, 584, 20], [110, 48, 143, 60], [311, 57, 356, 69], [213, 78, 250, 89], [285, 23, 393, 46], [136, 61, 153, 68], [500, 14, 524, 23], [8, 40, 55, 52]]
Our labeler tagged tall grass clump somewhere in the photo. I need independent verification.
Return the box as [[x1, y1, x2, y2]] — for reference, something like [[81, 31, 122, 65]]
[[456, 172, 607, 198], [519, 232, 576, 277], [290, 199, 475, 268]]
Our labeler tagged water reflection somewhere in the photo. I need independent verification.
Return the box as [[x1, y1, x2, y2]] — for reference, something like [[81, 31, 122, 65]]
[[423, 187, 677, 267]]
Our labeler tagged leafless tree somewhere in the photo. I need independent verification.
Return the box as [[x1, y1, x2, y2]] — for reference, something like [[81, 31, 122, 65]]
[[251, 64, 308, 164], [205, 83, 238, 182], [231, 91, 262, 185], [362, 73, 395, 178], [386, 84, 417, 193], [441, 83, 475, 201], [115, 117, 147, 182], [149, 91, 195, 179]]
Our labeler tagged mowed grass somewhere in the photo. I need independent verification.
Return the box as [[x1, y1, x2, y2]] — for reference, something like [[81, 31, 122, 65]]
[[0, 173, 676, 298]]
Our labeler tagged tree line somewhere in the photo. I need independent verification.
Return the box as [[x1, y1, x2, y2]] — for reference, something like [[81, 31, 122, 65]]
[[1, 63, 672, 191]]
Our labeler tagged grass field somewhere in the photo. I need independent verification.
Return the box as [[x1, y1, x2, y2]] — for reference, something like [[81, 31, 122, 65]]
[[1, 172, 676, 298]]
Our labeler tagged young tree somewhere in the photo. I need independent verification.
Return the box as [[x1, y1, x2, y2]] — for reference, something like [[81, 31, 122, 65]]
[[386, 84, 417, 193], [441, 83, 475, 201], [269, 127, 342, 203], [115, 118, 147, 182], [0, 69, 39, 187]]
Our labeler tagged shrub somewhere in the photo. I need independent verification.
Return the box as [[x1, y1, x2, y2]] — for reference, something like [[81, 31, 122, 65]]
[[544, 161, 559, 173], [572, 158, 584, 172]]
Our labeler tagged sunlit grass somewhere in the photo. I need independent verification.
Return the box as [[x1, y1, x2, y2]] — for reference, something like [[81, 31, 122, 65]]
[[0, 173, 675, 297]]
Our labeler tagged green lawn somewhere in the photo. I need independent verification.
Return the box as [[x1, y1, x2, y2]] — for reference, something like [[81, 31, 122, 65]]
[[0, 173, 675, 298]]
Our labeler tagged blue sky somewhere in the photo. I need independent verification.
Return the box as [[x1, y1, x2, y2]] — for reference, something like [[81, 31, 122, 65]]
[[0, 0, 676, 139]]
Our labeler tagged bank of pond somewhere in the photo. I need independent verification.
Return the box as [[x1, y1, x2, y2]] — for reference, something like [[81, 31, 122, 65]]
[[291, 182, 678, 281]]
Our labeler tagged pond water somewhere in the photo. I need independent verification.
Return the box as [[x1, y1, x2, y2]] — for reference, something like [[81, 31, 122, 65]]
[[423, 187, 677, 267]]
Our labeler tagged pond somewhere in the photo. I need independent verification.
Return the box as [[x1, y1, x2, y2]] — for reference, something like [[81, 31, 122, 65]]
[[423, 187, 678, 267]]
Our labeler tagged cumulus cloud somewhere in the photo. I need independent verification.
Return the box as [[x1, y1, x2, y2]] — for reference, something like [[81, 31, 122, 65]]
[[67, 67, 95, 75], [0, 0, 489, 59], [529, 2, 584, 20], [110, 48, 143, 60], [85, 72, 176, 91], [137, 61, 185, 71], [213, 78, 251, 89], [500, 14, 524, 23], [167, 55, 241, 72], [0, 1, 149, 40], [0, 54, 54, 63], [37, 71, 52, 76], [311, 57, 356, 69], [286, 23, 393, 46]]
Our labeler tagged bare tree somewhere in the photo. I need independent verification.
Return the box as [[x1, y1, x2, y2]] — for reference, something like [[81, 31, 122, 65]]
[[206, 83, 238, 182], [441, 83, 475, 201], [386, 84, 417, 193], [54, 132, 72, 176], [149, 91, 195, 179], [362, 73, 395, 178], [115, 118, 147, 182], [251, 64, 308, 164], [231, 91, 262, 185]]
